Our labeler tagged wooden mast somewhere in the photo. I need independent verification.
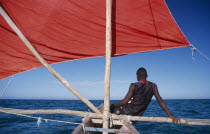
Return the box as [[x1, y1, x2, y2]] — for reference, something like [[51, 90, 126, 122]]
[[103, 0, 112, 132], [0, 6, 101, 115]]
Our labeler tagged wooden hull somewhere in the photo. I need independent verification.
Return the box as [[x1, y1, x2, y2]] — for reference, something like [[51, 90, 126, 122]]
[[72, 104, 140, 134], [72, 118, 140, 134]]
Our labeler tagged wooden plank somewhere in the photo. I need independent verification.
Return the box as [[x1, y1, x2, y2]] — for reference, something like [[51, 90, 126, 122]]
[[91, 119, 124, 126]]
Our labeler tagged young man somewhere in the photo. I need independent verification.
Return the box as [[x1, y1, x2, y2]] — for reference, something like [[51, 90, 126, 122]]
[[110, 67, 179, 123]]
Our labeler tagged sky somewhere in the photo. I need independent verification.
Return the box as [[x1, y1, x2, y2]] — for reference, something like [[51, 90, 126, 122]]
[[0, 0, 210, 100]]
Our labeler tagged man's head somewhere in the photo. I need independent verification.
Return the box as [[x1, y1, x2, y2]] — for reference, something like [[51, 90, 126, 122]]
[[136, 67, 148, 80]]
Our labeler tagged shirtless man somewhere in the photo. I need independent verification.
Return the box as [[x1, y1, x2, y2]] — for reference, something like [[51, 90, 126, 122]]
[[110, 67, 179, 123]]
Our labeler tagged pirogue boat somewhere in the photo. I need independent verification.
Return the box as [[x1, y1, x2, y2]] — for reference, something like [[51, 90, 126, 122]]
[[0, 0, 210, 134]]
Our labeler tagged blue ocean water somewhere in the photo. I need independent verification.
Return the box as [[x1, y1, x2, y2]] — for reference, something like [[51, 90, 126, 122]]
[[0, 99, 210, 134]]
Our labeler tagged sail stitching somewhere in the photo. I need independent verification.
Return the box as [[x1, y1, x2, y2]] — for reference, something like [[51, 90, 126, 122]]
[[148, 0, 162, 49]]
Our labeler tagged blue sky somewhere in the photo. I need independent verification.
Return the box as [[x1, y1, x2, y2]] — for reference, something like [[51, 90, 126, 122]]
[[0, 0, 210, 100]]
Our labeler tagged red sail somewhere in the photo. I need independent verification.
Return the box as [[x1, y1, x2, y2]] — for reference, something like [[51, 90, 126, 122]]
[[0, 0, 190, 79]]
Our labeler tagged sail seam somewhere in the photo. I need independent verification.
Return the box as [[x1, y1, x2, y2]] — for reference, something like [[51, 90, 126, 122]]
[[148, 0, 162, 49]]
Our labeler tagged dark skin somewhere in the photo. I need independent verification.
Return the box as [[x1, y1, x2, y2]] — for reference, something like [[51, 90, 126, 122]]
[[114, 75, 180, 124]]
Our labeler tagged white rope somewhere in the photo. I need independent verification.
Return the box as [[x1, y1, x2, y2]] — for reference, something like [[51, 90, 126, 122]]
[[127, 115, 131, 122], [101, 116, 110, 124], [82, 123, 86, 133], [84, 111, 90, 118], [82, 111, 90, 122], [191, 46, 196, 60], [82, 111, 90, 133], [0, 108, 81, 127], [109, 113, 113, 128], [100, 112, 113, 126], [191, 45, 210, 61], [37, 117, 42, 127], [0, 75, 15, 97]]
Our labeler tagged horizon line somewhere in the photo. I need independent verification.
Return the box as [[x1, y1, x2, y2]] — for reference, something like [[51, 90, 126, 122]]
[[1, 98, 210, 101]]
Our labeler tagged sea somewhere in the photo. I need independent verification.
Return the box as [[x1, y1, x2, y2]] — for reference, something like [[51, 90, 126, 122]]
[[0, 99, 210, 134]]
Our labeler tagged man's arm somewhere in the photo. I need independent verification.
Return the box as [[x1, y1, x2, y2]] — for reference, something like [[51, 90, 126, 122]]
[[114, 83, 135, 107], [153, 84, 180, 123]]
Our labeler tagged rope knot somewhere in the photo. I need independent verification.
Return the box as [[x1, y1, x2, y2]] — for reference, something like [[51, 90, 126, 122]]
[[191, 45, 197, 60], [37, 117, 42, 127]]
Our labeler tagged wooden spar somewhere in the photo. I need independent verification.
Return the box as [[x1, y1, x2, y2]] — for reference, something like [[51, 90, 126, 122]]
[[1, 108, 210, 126], [0, 6, 101, 115], [0, 108, 103, 118], [103, 0, 112, 132]]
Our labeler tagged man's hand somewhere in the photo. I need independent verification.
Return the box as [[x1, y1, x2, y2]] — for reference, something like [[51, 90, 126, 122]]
[[169, 115, 180, 124]]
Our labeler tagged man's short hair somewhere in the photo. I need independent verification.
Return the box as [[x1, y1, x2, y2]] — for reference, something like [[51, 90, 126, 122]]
[[136, 67, 147, 77]]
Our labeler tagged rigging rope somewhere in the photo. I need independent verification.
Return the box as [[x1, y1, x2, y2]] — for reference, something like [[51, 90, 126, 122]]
[[100, 112, 113, 127], [191, 45, 210, 61], [0, 107, 81, 127], [0, 75, 15, 97]]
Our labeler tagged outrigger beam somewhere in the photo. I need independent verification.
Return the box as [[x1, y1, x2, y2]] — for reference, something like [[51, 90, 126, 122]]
[[1, 108, 210, 126], [103, 0, 112, 132], [0, 6, 101, 115]]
